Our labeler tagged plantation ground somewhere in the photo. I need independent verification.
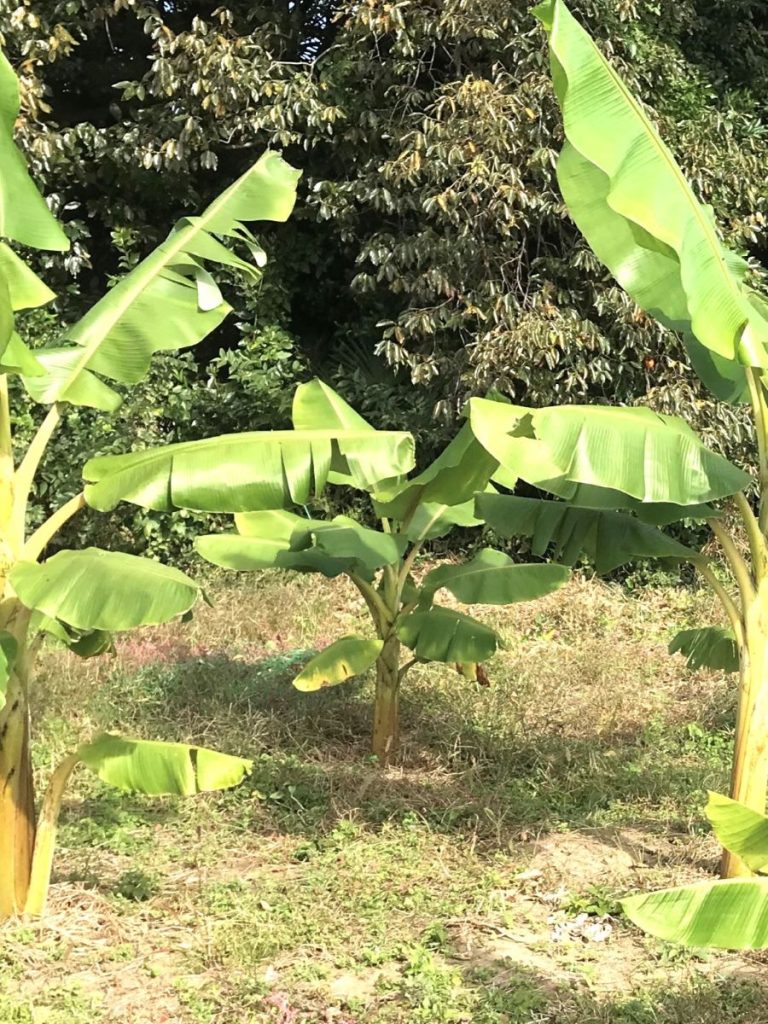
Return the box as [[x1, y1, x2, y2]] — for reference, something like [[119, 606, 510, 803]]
[[2, 571, 767, 1023]]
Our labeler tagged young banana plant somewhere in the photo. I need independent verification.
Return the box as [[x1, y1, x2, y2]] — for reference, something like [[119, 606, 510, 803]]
[[469, 0, 768, 883], [81, 378, 572, 765], [0, 50, 306, 918]]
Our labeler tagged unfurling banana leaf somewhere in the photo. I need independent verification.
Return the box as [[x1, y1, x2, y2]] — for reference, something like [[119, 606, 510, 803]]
[[533, 0, 768, 372]]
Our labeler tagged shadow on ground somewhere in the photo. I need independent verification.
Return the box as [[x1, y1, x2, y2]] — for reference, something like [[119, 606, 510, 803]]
[[49, 647, 734, 864]]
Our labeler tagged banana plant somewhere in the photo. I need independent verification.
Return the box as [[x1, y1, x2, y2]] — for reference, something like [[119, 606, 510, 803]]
[[84, 378, 572, 764], [623, 792, 768, 949], [468, 0, 768, 881], [0, 50, 314, 919]]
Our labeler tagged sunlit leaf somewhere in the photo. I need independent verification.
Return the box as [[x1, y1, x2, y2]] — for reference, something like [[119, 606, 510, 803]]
[[706, 792, 768, 873], [11, 549, 200, 631], [622, 879, 768, 949], [78, 733, 252, 796], [422, 548, 569, 605], [293, 635, 383, 691]]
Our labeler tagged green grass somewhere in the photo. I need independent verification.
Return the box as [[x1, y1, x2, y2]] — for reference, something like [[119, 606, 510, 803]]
[[4, 574, 766, 1023]]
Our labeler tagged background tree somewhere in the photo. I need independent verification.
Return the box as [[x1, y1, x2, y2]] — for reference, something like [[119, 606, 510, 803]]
[[3, 0, 768, 549]]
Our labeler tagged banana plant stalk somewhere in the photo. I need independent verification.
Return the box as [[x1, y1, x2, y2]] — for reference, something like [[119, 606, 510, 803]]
[[0, 49, 312, 918]]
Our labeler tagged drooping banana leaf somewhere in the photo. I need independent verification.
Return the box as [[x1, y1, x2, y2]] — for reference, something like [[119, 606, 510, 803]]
[[668, 626, 739, 673], [469, 399, 749, 505], [23, 151, 300, 410], [10, 548, 200, 631], [477, 493, 699, 574], [197, 534, 351, 577], [82, 429, 415, 513], [402, 496, 483, 543], [422, 548, 570, 605], [0, 194, 59, 359], [622, 878, 768, 949], [291, 379, 393, 490], [0, 243, 56, 310], [78, 733, 252, 795], [199, 510, 406, 580], [533, 0, 768, 370], [396, 607, 501, 664], [293, 636, 383, 691], [374, 423, 499, 522], [706, 792, 768, 873], [0, 53, 69, 252], [554, 137, 749, 403]]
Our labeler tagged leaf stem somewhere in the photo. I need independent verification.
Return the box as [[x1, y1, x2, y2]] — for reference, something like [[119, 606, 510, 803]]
[[24, 751, 80, 917], [13, 404, 62, 548], [734, 492, 767, 583], [696, 560, 744, 647], [23, 492, 86, 562], [348, 572, 392, 630], [707, 519, 754, 612], [746, 369, 768, 532]]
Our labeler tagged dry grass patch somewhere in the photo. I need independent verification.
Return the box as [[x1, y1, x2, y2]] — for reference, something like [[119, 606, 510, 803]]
[[3, 572, 762, 1023]]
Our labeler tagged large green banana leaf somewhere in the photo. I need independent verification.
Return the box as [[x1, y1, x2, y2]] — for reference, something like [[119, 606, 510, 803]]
[[293, 636, 383, 692], [291, 379, 402, 491], [402, 496, 483, 543], [554, 136, 749, 403], [396, 607, 500, 663], [668, 626, 739, 673], [374, 422, 499, 522], [533, 0, 768, 370], [469, 399, 749, 505], [478, 493, 698, 574], [622, 878, 768, 949], [422, 549, 569, 605], [24, 152, 300, 410], [78, 733, 251, 796], [198, 535, 351, 577], [10, 548, 200, 630], [83, 429, 415, 513], [706, 792, 768, 873], [199, 510, 406, 580], [0, 53, 69, 252]]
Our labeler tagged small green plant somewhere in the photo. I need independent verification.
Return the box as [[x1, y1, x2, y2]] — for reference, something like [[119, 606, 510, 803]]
[[623, 791, 768, 948], [113, 868, 159, 903]]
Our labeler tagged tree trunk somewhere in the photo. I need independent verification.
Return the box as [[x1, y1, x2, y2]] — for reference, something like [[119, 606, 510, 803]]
[[0, 672, 36, 918], [723, 584, 768, 877], [372, 636, 401, 765]]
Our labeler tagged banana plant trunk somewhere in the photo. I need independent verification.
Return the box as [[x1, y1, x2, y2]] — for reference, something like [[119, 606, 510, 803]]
[[0, 667, 35, 917], [724, 583, 768, 876], [372, 636, 401, 765]]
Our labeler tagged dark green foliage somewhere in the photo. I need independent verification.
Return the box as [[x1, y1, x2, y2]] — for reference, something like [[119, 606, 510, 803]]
[[4, 0, 768, 556]]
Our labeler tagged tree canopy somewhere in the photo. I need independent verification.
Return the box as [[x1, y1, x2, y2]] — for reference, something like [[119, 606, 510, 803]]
[[3, 0, 768, 463]]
